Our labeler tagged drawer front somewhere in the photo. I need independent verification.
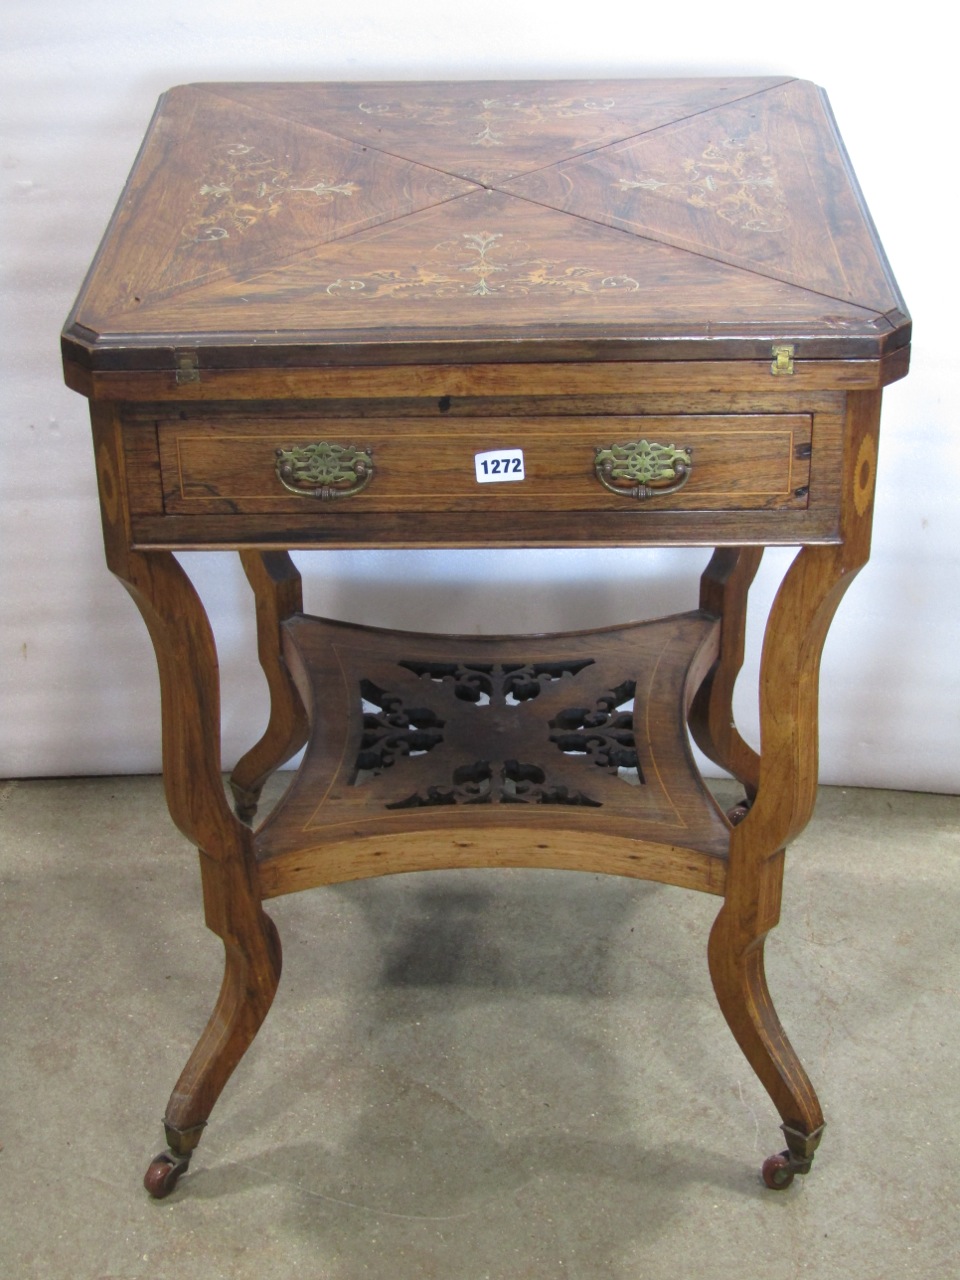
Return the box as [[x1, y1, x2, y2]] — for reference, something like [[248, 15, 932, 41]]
[[158, 415, 811, 516]]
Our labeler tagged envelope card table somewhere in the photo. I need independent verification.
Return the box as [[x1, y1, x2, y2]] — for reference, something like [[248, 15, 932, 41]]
[[62, 77, 910, 1197]]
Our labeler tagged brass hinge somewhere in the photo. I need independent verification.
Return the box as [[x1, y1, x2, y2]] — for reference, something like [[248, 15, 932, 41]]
[[770, 344, 795, 376], [175, 351, 200, 384]]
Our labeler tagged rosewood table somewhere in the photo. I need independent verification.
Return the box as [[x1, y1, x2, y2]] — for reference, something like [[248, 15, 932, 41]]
[[62, 78, 910, 1197]]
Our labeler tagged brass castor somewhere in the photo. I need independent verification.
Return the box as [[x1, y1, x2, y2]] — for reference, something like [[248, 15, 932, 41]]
[[760, 1121, 825, 1190], [229, 779, 260, 825], [143, 1151, 190, 1199], [761, 1151, 795, 1190], [726, 798, 752, 826]]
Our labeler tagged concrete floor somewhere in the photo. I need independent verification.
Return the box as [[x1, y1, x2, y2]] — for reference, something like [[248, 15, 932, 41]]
[[1, 775, 958, 1279]]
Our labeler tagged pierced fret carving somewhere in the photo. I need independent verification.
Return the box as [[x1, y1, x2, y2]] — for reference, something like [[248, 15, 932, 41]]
[[399, 657, 595, 704], [271, 610, 727, 859], [351, 657, 639, 809], [549, 679, 643, 782], [387, 760, 494, 808], [398, 660, 496, 703], [355, 679, 445, 781], [501, 759, 602, 807]]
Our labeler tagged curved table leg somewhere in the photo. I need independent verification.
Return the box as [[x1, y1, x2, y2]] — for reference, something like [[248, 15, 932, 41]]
[[230, 551, 310, 823], [145, 852, 282, 1198], [92, 424, 284, 1199], [689, 546, 763, 819], [709, 866, 825, 1190], [709, 390, 881, 1186]]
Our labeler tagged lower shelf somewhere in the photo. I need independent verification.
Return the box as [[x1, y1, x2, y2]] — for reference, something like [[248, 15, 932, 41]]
[[253, 611, 730, 897]]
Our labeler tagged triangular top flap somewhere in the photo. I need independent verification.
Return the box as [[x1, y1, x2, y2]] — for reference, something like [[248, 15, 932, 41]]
[[71, 85, 477, 326], [503, 80, 900, 312], [197, 78, 794, 185]]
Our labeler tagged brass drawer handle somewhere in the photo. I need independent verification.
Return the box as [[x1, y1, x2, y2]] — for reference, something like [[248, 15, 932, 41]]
[[594, 440, 692, 500], [275, 443, 374, 500]]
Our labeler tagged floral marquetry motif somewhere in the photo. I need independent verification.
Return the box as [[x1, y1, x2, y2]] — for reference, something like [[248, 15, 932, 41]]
[[358, 93, 619, 150], [321, 229, 642, 302], [185, 142, 360, 244], [616, 133, 788, 234]]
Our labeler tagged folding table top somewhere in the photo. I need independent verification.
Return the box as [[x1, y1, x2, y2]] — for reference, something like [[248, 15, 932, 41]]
[[62, 78, 909, 373]]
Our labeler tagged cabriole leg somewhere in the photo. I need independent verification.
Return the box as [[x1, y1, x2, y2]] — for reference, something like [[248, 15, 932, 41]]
[[709, 391, 882, 1185], [145, 853, 282, 1197], [689, 545, 763, 824], [230, 551, 309, 823], [92, 409, 285, 1198], [708, 879, 825, 1188]]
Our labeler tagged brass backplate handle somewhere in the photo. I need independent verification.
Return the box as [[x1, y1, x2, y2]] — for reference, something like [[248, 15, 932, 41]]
[[275, 443, 374, 500], [594, 441, 693, 501]]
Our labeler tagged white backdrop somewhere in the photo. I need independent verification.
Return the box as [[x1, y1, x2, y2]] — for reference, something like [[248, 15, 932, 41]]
[[2, 2, 956, 792]]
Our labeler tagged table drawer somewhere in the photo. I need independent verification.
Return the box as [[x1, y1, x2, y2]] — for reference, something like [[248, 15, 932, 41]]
[[158, 415, 811, 515]]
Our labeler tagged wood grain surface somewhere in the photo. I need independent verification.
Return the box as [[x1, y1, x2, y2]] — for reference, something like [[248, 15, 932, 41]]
[[254, 610, 728, 898], [158, 413, 811, 514], [67, 85, 910, 1190], [62, 78, 910, 373]]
